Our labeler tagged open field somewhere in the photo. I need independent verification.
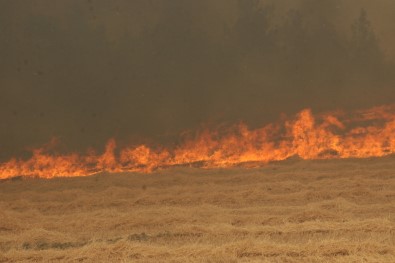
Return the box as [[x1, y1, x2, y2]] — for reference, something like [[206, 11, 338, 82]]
[[0, 157, 394, 262]]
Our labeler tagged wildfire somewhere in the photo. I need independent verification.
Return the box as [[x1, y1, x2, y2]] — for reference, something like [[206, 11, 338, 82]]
[[1, 105, 395, 179]]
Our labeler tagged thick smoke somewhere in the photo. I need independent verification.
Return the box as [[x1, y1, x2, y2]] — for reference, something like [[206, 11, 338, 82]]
[[0, 0, 394, 160]]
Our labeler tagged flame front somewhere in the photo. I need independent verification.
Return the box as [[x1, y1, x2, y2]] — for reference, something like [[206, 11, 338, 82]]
[[1, 105, 395, 179]]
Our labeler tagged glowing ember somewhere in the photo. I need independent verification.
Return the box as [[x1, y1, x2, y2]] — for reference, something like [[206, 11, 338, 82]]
[[1, 105, 395, 179]]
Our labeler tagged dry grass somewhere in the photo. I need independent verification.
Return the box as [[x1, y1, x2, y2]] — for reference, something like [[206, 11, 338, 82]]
[[0, 157, 394, 262]]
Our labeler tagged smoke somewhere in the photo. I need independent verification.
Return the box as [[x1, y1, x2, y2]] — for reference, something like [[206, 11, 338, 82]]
[[0, 0, 395, 160]]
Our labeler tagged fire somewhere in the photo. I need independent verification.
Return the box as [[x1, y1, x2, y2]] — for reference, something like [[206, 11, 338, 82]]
[[1, 105, 395, 179]]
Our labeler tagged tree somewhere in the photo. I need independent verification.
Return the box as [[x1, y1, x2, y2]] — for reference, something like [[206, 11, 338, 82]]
[[233, 0, 274, 53], [350, 9, 382, 65]]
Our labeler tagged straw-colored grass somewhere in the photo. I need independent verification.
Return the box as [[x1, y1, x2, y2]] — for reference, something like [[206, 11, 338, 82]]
[[0, 157, 394, 262]]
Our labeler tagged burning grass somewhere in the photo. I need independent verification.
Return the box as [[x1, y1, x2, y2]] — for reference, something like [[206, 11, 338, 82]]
[[0, 157, 394, 262], [1, 105, 395, 180]]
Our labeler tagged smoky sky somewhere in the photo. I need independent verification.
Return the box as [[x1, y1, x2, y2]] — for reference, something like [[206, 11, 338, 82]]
[[1, 0, 395, 159]]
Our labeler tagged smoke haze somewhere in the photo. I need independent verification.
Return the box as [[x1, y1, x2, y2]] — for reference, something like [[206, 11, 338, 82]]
[[1, 0, 395, 159]]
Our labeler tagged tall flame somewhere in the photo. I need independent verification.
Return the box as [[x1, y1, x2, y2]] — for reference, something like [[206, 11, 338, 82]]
[[1, 105, 395, 179]]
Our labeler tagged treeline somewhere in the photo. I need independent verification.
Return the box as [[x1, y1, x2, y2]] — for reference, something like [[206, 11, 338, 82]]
[[127, 0, 393, 119]]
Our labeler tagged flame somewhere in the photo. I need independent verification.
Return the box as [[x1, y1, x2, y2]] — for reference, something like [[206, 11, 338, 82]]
[[1, 105, 395, 179]]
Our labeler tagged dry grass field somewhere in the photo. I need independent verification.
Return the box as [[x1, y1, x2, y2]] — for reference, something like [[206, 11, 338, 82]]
[[0, 157, 394, 262]]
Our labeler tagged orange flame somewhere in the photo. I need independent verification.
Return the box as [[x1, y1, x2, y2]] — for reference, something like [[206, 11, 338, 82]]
[[1, 105, 395, 179]]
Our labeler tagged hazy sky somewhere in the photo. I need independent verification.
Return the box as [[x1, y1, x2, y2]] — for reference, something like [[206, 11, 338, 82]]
[[1, 0, 395, 159]]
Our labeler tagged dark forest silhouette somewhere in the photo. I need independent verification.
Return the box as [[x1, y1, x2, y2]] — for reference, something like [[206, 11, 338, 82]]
[[132, 0, 392, 119]]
